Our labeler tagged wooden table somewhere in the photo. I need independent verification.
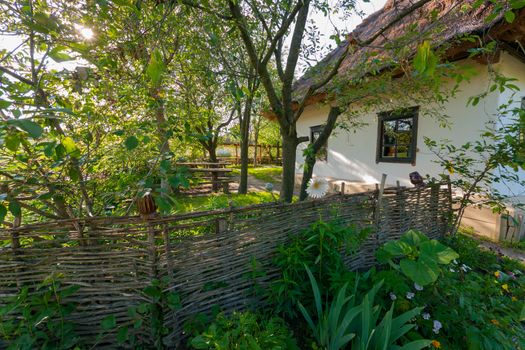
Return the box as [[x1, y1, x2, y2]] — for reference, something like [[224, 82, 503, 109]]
[[176, 162, 230, 168], [187, 167, 233, 193]]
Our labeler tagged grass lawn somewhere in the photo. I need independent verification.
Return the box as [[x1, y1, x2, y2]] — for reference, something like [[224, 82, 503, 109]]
[[230, 165, 282, 183], [172, 191, 277, 213]]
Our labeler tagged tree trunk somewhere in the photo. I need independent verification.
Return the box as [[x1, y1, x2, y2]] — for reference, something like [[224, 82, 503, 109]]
[[208, 145, 218, 163], [152, 87, 170, 155], [151, 86, 171, 193], [253, 119, 260, 167], [280, 134, 298, 202], [299, 153, 316, 201], [238, 94, 254, 194], [299, 106, 341, 200]]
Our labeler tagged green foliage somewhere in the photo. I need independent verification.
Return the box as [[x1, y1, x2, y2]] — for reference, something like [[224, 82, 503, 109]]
[[297, 266, 360, 350], [189, 311, 299, 350], [298, 266, 430, 350], [100, 277, 181, 349], [371, 233, 525, 349], [0, 274, 81, 350], [377, 230, 459, 286], [413, 41, 438, 77], [269, 220, 372, 317], [249, 166, 282, 183], [172, 192, 275, 213], [147, 49, 166, 86], [350, 291, 429, 350]]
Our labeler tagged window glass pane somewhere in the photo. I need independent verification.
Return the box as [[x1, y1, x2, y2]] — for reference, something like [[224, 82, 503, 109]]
[[397, 145, 410, 158], [310, 125, 327, 161], [397, 133, 411, 145], [383, 120, 396, 145], [377, 108, 418, 163], [382, 146, 395, 157], [384, 120, 396, 133], [397, 118, 412, 131]]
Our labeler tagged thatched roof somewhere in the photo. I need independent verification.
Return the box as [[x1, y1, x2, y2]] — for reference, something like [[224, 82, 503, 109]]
[[292, 0, 525, 102]]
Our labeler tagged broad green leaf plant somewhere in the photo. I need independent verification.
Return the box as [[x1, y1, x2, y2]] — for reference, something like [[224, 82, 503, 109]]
[[377, 230, 459, 286]]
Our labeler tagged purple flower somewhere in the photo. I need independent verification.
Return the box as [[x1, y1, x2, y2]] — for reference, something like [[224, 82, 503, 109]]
[[406, 292, 415, 300], [422, 312, 430, 320], [389, 292, 397, 301]]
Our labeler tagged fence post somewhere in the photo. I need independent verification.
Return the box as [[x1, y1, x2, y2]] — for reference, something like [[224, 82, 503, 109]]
[[145, 220, 164, 347], [394, 181, 406, 235], [147, 224, 158, 282], [430, 184, 440, 238], [374, 174, 387, 228], [216, 218, 228, 233], [374, 174, 387, 249], [446, 176, 454, 235], [11, 215, 21, 289]]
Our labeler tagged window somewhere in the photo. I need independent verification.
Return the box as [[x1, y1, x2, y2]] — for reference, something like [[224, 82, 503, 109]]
[[376, 107, 418, 164], [310, 125, 328, 161]]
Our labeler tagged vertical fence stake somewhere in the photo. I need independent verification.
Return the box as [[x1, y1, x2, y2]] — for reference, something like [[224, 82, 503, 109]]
[[340, 182, 346, 195], [12, 215, 21, 289], [446, 175, 454, 235], [430, 184, 440, 238], [374, 174, 387, 235], [395, 181, 406, 234], [146, 221, 163, 348]]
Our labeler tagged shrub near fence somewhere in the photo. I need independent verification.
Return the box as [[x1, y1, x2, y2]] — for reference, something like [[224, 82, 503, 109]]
[[0, 184, 451, 348]]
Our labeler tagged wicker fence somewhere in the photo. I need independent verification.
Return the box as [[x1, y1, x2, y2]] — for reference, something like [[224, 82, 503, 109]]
[[0, 184, 451, 348]]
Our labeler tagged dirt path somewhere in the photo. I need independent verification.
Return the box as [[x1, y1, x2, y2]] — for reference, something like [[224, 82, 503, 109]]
[[230, 173, 300, 196], [476, 239, 525, 264]]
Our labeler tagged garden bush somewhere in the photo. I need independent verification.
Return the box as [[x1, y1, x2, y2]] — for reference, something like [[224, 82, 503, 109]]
[[266, 224, 525, 349], [369, 233, 525, 349], [189, 311, 299, 350], [0, 273, 81, 350]]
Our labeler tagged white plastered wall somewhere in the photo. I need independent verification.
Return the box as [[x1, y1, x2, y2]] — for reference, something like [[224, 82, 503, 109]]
[[491, 52, 525, 201], [296, 52, 525, 240], [296, 58, 503, 187]]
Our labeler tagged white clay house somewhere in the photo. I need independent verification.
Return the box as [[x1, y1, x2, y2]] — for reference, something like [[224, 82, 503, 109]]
[[293, 0, 525, 240]]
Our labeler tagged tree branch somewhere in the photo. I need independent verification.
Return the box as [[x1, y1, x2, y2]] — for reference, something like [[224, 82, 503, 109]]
[[175, 0, 234, 20], [0, 66, 34, 86], [261, 1, 303, 65], [228, 0, 282, 117]]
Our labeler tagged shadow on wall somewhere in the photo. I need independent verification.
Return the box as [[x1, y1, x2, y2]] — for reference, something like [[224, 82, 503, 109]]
[[295, 149, 414, 187]]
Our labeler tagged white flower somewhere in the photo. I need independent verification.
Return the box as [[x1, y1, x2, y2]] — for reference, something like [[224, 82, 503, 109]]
[[406, 292, 415, 300], [449, 268, 456, 272], [452, 259, 458, 265], [414, 283, 423, 291], [389, 292, 397, 301], [433, 320, 442, 334], [306, 178, 329, 198], [461, 264, 471, 272], [422, 312, 430, 320]]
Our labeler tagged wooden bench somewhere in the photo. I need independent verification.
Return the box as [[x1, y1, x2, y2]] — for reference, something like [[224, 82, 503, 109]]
[[186, 168, 233, 193]]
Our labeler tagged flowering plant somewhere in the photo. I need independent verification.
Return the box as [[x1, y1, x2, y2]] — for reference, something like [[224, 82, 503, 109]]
[[306, 178, 329, 198]]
